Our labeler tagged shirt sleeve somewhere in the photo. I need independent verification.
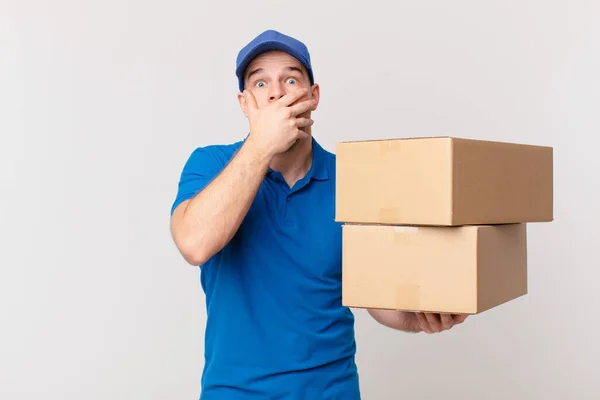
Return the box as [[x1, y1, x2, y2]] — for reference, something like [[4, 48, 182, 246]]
[[170, 147, 224, 216]]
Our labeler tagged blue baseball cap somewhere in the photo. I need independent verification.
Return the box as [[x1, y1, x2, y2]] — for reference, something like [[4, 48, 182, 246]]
[[235, 29, 314, 92]]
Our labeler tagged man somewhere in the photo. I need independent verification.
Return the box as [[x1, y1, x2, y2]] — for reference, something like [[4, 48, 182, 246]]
[[170, 29, 468, 399]]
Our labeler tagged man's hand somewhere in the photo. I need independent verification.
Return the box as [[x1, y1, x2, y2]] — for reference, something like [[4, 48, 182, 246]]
[[404, 311, 468, 334], [243, 88, 317, 157], [367, 309, 468, 334]]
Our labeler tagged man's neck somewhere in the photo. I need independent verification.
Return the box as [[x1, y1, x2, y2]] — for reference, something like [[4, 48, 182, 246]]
[[269, 134, 313, 188]]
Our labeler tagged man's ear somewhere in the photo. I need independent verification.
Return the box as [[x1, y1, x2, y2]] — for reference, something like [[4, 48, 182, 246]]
[[310, 83, 321, 111], [237, 92, 248, 117]]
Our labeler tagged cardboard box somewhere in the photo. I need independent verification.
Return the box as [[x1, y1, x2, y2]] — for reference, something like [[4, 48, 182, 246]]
[[335, 137, 553, 226], [341, 223, 527, 314]]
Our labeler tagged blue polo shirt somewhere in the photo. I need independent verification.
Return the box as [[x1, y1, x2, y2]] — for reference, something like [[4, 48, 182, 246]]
[[171, 137, 360, 399]]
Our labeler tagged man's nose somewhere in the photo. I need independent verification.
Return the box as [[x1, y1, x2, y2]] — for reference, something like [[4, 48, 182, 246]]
[[269, 83, 285, 102]]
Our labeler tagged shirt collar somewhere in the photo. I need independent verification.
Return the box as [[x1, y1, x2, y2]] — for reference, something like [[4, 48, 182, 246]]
[[307, 136, 330, 181]]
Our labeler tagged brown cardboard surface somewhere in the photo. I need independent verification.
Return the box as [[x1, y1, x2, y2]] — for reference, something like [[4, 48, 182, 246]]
[[335, 136, 553, 226], [341, 223, 527, 314]]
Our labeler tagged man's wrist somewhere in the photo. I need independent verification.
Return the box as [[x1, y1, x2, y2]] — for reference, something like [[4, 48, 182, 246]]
[[241, 135, 274, 168]]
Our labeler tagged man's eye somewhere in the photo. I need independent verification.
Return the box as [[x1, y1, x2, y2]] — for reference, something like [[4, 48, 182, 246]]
[[255, 81, 266, 88], [286, 78, 297, 84]]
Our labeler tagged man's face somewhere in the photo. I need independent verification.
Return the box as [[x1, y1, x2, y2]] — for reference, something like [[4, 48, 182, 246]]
[[238, 50, 319, 115]]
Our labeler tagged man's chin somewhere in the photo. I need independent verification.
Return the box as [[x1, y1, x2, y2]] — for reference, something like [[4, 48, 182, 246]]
[[283, 138, 302, 153]]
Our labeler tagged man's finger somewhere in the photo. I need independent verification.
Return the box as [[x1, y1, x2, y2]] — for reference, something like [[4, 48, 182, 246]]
[[289, 99, 317, 117], [278, 88, 309, 107], [296, 130, 309, 141], [294, 118, 314, 128], [424, 313, 441, 332], [453, 314, 468, 324], [415, 312, 432, 334], [244, 90, 258, 111], [440, 313, 454, 330]]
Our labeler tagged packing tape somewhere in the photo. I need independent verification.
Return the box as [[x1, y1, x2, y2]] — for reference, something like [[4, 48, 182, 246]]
[[395, 284, 420, 310], [379, 207, 402, 222], [393, 226, 419, 233]]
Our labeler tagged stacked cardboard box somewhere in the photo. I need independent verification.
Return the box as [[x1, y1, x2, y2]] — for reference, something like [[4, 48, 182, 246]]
[[335, 137, 553, 315]]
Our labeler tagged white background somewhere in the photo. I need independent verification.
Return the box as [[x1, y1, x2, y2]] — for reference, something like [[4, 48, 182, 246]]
[[1, 1, 598, 399]]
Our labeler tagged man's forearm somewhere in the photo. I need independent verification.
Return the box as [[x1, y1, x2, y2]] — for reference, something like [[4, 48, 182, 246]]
[[171, 138, 272, 265], [367, 309, 421, 333]]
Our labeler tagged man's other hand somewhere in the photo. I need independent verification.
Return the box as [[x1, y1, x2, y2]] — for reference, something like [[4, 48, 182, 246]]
[[410, 312, 468, 334]]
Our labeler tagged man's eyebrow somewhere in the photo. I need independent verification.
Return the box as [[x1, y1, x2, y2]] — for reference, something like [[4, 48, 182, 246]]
[[285, 66, 304, 74], [246, 68, 264, 81]]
